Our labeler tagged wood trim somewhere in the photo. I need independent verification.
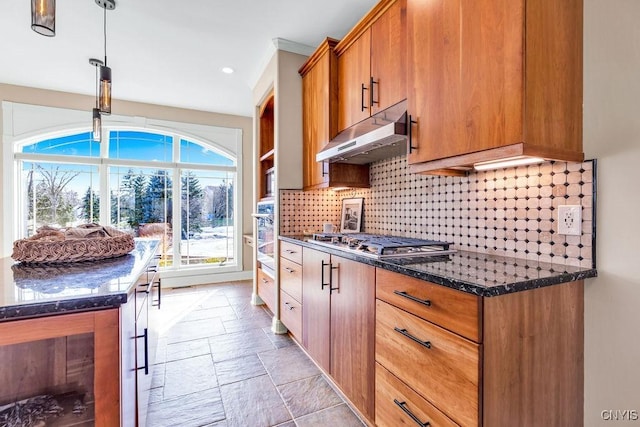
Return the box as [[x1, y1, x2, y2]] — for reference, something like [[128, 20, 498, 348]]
[[0, 311, 95, 346], [94, 309, 121, 427], [482, 280, 584, 426], [334, 0, 398, 55], [408, 143, 584, 174], [258, 91, 275, 118], [298, 38, 340, 76]]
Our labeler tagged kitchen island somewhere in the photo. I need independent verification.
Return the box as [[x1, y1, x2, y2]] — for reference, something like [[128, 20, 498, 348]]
[[0, 239, 160, 427], [278, 234, 595, 426]]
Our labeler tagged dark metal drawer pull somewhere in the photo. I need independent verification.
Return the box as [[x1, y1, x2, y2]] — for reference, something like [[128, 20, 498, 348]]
[[285, 249, 296, 254], [284, 267, 295, 273], [152, 278, 161, 309], [284, 301, 295, 310], [394, 399, 430, 427], [394, 327, 431, 349], [135, 328, 149, 375], [394, 290, 431, 307], [321, 260, 330, 290]]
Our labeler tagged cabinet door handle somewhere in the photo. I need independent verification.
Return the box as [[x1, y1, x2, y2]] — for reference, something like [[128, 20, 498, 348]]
[[394, 327, 431, 349], [321, 260, 330, 290], [370, 77, 378, 107], [152, 278, 161, 309], [284, 301, 295, 310], [394, 290, 431, 307], [361, 83, 369, 111], [394, 399, 431, 427], [137, 283, 150, 294], [285, 249, 296, 254], [407, 114, 418, 154], [135, 327, 149, 375], [329, 263, 339, 294], [284, 267, 295, 274]]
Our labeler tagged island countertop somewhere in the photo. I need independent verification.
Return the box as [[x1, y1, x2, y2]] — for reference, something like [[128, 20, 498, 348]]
[[279, 235, 597, 297], [0, 239, 159, 322]]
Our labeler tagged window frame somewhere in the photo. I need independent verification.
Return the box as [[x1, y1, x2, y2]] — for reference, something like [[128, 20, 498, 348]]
[[7, 119, 243, 276]]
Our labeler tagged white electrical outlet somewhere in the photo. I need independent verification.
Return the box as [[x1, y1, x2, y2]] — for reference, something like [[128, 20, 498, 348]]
[[557, 205, 582, 236]]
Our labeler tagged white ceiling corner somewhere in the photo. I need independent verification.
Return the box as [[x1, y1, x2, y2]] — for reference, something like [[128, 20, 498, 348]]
[[0, 1, 378, 118]]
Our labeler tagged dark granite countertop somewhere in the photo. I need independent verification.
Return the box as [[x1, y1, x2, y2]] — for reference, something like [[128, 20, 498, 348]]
[[279, 235, 597, 297], [0, 239, 160, 322]]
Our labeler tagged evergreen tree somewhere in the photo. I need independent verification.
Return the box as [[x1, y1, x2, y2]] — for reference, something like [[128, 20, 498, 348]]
[[144, 170, 172, 224], [181, 172, 204, 238], [81, 187, 100, 222]]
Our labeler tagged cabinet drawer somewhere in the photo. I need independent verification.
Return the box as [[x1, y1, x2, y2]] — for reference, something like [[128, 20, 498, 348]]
[[258, 268, 276, 313], [280, 257, 302, 303], [376, 300, 480, 427], [376, 363, 459, 427], [280, 290, 302, 342], [376, 268, 481, 342], [280, 241, 302, 264]]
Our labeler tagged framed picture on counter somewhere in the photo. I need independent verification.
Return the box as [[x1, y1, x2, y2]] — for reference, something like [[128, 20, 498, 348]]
[[340, 197, 364, 233]]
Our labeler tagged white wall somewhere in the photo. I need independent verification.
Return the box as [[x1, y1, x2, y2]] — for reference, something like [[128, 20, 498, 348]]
[[583, 0, 640, 424], [0, 83, 255, 278]]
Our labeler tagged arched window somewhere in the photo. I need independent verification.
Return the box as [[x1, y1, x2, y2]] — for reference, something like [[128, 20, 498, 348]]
[[11, 116, 241, 275]]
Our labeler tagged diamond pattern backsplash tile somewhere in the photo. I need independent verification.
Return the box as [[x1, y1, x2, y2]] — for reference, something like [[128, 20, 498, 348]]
[[280, 156, 595, 268]]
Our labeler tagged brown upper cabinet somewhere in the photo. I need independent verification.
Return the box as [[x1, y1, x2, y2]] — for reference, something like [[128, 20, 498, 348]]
[[299, 39, 370, 190], [406, 0, 584, 173], [336, 0, 407, 133]]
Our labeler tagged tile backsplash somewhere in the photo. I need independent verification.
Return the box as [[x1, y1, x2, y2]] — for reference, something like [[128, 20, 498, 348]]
[[280, 156, 595, 268]]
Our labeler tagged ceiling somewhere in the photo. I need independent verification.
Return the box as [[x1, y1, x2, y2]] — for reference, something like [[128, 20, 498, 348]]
[[0, 0, 378, 117]]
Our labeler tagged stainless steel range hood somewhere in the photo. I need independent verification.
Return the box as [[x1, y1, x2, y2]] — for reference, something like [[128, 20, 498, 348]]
[[316, 100, 407, 165]]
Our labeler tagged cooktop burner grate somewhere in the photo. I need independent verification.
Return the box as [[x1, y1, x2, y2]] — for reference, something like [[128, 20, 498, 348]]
[[310, 233, 455, 259]]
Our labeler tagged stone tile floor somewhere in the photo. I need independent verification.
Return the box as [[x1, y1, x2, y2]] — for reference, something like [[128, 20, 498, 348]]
[[147, 280, 366, 427]]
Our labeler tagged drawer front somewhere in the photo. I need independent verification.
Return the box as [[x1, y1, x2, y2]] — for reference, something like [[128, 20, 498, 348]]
[[280, 290, 302, 342], [280, 241, 302, 264], [376, 363, 459, 427], [376, 300, 480, 427], [279, 257, 302, 303], [258, 268, 276, 313], [376, 268, 481, 342]]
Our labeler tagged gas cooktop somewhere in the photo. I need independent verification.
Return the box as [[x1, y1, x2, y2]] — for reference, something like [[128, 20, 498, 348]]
[[307, 233, 456, 260]]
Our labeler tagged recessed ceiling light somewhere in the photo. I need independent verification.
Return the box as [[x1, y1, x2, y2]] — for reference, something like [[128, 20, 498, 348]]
[[221, 67, 234, 74]]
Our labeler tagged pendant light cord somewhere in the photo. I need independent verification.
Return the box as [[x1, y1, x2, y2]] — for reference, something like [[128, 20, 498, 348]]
[[103, 7, 107, 66]]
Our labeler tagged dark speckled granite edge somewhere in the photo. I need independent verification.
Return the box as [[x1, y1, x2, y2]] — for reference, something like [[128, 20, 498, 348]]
[[279, 235, 598, 297], [0, 294, 128, 322]]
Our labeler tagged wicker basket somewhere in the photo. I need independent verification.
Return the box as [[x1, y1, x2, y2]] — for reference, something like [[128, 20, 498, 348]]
[[12, 224, 135, 264]]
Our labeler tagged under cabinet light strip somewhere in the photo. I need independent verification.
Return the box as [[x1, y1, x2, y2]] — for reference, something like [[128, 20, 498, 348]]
[[473, 156, 545, 171]]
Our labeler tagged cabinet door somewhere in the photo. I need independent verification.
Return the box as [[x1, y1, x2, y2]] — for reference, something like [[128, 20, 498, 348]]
[[302, 50, 333, 189], [136, 290, 151, 427], [337, 29, 372, 132], [302, 248, 331, 372], [330, 255, 376, 421], [407, 0, 461, 164], [120, 296, 137, 427], [370, 0, 407, 115], [457, 0, 524, 155]]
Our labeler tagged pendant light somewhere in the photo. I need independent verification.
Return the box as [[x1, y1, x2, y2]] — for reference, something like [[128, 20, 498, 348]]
[[97, 0, 116, 115], [31, 0, 56, 37], [89, 58, 104, 141]]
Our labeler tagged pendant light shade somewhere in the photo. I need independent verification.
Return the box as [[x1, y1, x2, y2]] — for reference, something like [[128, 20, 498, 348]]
[[31, 0, 56, 37], [99, 65, 112, 115], [92, 108, 102, 141]]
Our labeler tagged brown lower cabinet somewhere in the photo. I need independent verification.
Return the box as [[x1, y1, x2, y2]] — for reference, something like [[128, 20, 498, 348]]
[[302, 246, 376, 423], [375, 268, 584, 427]]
